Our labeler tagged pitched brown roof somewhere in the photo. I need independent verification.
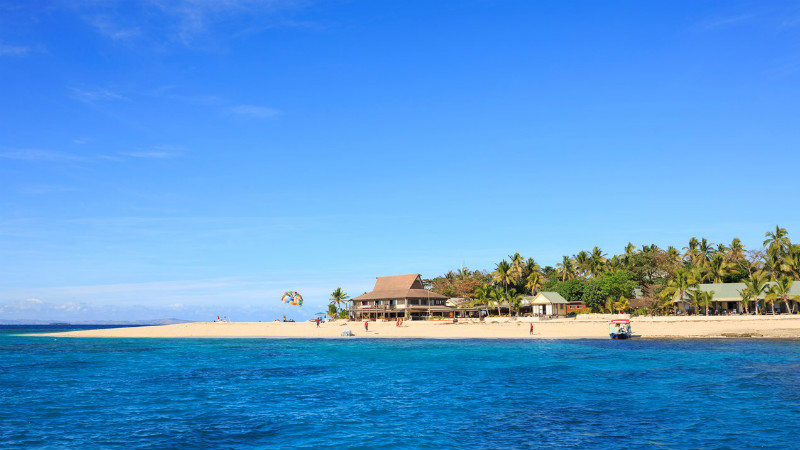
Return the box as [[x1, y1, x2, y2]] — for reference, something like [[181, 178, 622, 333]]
[[352, 273, 448, 301]]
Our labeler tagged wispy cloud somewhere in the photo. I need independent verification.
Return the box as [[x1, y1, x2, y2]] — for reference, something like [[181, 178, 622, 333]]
[[226, 104, 280, 118], [121, 144, 185, 159], [0, 148, 84, 163], [88, 14, 141, 40], [19, 184, 79, 195], [70, 0, 313, 48], [0, 42, 30, 56], [696, 13, 756, 31], [70, 87, 127, 103], [149, 0, 307, 44], [121, 151, 174, 159]]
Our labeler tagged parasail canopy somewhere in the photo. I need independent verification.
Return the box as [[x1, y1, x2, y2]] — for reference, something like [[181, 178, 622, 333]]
[[282, 290, 303, 306]]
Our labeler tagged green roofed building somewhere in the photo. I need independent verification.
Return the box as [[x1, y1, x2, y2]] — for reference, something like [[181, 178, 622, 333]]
[[523, 291, 585, 316], [674, 281, 800, 314]]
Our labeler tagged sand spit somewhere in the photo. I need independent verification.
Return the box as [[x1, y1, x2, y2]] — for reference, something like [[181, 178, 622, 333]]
[[37, 316, 800, 339]]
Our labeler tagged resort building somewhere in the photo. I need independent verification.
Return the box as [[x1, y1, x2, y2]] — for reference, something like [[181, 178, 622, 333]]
[[672, 281, 800, 314], [350, 274, 588, 320], [350, 274, 451, 320], [523, 292, 586, 316]]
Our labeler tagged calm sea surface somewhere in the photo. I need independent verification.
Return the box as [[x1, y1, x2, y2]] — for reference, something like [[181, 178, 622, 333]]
[[2, 326, 800, 449]]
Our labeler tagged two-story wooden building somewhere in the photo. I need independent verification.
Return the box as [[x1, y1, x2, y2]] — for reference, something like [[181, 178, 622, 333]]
[[350, 274, 450, 320]]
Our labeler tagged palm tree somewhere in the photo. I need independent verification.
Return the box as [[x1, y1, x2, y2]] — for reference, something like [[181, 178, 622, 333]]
[[556, 256, 577, 281], [606, 255, 623, 273], [522, 258, 542, 294], [660, 268, 698, 314], [506, 288, 523, 317], [737, 288, 752, 314], [688, 289, 715, 316], [707, 253, 731, 283], [784, 245, 800, 279], [763, 253, 786, 281], [697, 238, 715, 266], [728, 238, 746, 262], [574, 251, 590, 279], [666, 246, 683, 269], [684, 237, 700, 263], [492, 260, 513, 295], [614, 296, 630, 314], [508, 253, 525, 287], [588, 246, 607, 278], [329, 287, 350, 318], [624, 242, 637, 260], [742, 272, 769, 315], [764, 225, 791, 259], [767, 277, 796, 315], [488, 285, 505, 316]]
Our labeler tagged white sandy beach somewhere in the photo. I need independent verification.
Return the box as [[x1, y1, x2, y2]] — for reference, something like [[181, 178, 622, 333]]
[[40, 315, 800, 339]]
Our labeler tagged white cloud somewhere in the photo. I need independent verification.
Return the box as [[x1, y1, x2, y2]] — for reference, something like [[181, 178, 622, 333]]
[[88, 15, 141, 40], [70, 87, 127, 103], [0, 42, 30, 56], [696, 13, 756, 31], [121, 151, 174, 159], [19, 184, 79, 195], [226, 105, 280, 118], [0, 148, 84, 162]]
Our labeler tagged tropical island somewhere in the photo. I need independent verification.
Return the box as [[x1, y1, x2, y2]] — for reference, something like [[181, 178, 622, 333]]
[[44, 226, 800, 340]]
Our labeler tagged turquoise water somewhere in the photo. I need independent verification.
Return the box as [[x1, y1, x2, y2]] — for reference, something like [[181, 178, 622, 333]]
[[2, 326, 800, 449]]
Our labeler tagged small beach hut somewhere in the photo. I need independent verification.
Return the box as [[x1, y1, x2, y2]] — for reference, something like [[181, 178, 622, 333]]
[[528, 292, 570, 316]]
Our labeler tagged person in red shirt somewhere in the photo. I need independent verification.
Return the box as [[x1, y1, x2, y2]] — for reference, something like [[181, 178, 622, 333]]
[[364, 321, 369, 332], [530, 323, 534, 335]]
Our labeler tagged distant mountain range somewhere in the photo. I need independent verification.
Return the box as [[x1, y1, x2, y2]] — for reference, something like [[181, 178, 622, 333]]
[[0, 318, 192, 325]]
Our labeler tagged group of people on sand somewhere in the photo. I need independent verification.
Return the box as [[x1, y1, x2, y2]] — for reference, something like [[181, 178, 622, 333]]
[[362, 317, 404, 332]]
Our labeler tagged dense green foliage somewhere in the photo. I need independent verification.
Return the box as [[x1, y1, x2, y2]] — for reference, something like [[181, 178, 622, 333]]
[[422, 225, 800, 316]]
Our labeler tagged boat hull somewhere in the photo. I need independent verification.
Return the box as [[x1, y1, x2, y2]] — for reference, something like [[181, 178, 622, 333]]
[[610, 333, 631, 340]]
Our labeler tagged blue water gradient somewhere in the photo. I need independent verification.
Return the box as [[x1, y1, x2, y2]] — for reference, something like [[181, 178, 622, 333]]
[[2, 326, 800, 449]]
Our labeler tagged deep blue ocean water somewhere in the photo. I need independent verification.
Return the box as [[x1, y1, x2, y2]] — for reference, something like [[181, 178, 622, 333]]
[[2, 326, 800, 449]]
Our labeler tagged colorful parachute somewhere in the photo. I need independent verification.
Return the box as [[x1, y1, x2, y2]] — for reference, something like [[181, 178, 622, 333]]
[[282, 291, 303, 306]]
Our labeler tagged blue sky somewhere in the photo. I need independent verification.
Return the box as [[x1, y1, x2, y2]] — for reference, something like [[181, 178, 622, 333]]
[[1, 0, 800, 321]]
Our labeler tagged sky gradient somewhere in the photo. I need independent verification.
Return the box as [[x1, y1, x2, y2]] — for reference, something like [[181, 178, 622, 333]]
[[1, 0, 799, 321]]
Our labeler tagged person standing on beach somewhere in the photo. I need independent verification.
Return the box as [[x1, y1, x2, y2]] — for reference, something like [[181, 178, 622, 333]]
[[316, 317, 320, 328], [530, 323, 534, 335], [364, 321, 369, 332]]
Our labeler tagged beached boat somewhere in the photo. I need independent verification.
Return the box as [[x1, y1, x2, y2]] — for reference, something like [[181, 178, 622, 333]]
[[609, 319, 632, 339]]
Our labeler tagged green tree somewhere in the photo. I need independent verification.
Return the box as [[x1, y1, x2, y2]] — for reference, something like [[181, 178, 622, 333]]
[[575, 251, 590, 279], [545, 279, 586, 305], [659, 268, 698, 314], [492, 260, 513, 295], [764, 225, 791, 260], [509, 253, 525, 288], [556, 256, 577, 281], [737, 288, 752, 314], [766, 277, 797, 315], [688, 288, 715, 316], [707, 253, 732, 283], [583, 271, 637, 312], [329, 287, 350, 318], [742, 272, 769, 315], [506, 287, 523, 317], [588, 246, 607, 278], [522, 258, 543, 294], [488, 285, 505, 316]]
